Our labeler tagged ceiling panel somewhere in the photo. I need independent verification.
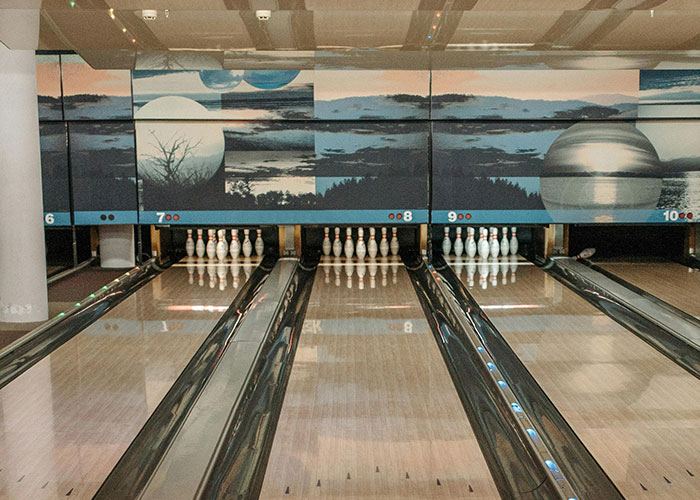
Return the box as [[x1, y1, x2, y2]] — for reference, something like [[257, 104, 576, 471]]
[[594, 10, 700, 49], [314, 10, 414, 48], [137, 11, 253, 49], [450, 11, 563, 46]]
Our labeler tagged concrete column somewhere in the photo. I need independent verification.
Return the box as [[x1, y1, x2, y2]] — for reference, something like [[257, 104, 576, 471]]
[[99, 225, 135, 268], [0, 43, 48, 322]]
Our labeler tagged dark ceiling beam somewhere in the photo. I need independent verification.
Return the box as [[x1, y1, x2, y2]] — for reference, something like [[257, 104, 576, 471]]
[[531, 11, 588, 50], [572, 9, 632, 49], [278, 0, 315, 50], [402, 0, 476, 51], [431, 10, 464, 50], [674, 31, 700, 50]]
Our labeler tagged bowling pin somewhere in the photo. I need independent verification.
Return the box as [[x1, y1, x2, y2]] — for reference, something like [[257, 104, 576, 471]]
[[489, 227, 500, 258], [185, 229, 195, 257], [500, 227, 510, 257], [390, 227, 399, 256], [255, 228, 264, 256], [442, 227, 452, 256], [322, 227, 332, 256], [206, 229, 216, 259], [367, 227, 378, 259], [344, 227, 354, 259], [215, 229, 227, 261], [466, 227, 477, 258], [195, 229, 205, 258], [510, 227, 519, 255], [379, 227, 390, 257], [332, 227, 342, 257], [356, 227, 367, 260], [454, 227, 464, 257], [477, 228, 489, 259], [242, 229, 253, 257], [230, 229, 240, 259]]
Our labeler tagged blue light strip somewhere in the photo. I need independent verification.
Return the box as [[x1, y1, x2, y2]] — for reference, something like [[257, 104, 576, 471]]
[[43, 212, 71, 226], [74, 211, 138, 225], [432, 209, 698, 224]]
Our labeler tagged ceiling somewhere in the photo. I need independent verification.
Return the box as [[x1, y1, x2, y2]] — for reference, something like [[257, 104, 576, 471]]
[[1, 1, 700, 69]]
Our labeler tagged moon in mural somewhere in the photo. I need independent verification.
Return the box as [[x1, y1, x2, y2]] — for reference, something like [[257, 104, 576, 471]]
[[242, 70, 300, 89], [198, 70, 244, 91], [540, 122, 663, 213], [137, 96, 224, 185]]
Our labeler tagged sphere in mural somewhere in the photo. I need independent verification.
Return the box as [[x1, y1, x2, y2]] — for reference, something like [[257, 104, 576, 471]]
[[242, 70, 300, 89], [198, 70, 244, 91], [137, 96, 224, 186], [540, 122, 663, 213]]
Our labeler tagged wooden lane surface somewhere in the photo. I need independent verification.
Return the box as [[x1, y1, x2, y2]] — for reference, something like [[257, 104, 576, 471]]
[[0, 258, 256, 500], [596, 259, 700, 319], [259, 257, 500, 500], [460, 258, 700, 500]]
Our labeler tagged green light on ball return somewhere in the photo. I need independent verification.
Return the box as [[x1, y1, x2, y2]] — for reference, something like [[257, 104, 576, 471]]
[[103, 286, 108, 290], [70, 1, 75, 7], [89, 294, 96, 298], [75, 302, 81, 307], [58, 312, 65, 317]]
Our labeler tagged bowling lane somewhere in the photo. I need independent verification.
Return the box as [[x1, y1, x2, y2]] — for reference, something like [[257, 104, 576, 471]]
[[595, 258, 700, 319], [454, 257, 700, 500], [259, 257, 499, 499], [0, 257, 259, 500]]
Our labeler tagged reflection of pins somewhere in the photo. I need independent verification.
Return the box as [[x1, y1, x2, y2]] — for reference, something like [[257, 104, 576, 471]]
[[357, 262, 366, 290], [500, 227, 510, 257], [466, 227, 476, 258], [242, 256, 252, 280], [344, 259, 354, 289], [379, 227, 389, 257], [216, 229, 228, 261], [454, 227, 464, 257], [390, 258, 399, 285], [322, 227, 331, 256], [390, 227, 399, 256], [380, 257, 389, 287], [323, 264, 331, 284], [333, 257, 342, 287], [489, 257, 499, 287], [454, 258, 464, 279], [196, 229, 205, 258], [344, 227, 354, 259], [217, 262, 228, 290], [206, 230, 216, 259], [510, 254, 518, 283], [467, 258, 476, 288], [332, 227, 342, 257], [368, 259, 378, 289], [242, 229, 252, 258], [207, 259, 216, 288], [197, 257, 205, 287], [255, 228, 264, 256], [442, 227, 452, 256], [500, 256, 509, 285], [368, 227, 378, 259], [478, 258, 488, 290], [230, 229, 240, 259], [186, 229, 195, 257], [231, 260, 240, 289], [186, 256, 195, 284], [356, 227, 366, 260]]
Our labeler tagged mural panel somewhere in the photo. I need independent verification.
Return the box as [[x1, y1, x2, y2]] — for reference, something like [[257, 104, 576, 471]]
[[639, 70, 700, 118], [36, 54, 63, 121], [39, 122, 71, 226]]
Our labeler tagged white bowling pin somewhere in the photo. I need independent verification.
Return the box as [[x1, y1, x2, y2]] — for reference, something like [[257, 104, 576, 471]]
[[356, 227, 366, 260], [185, 229, 195, 257], [206, 229, 216, 259], [489, 227, 500, 258], [477, 228, 489, 259], [215, 229, 227, 261], [390, 227, 399, 256], [242, 229, 253, 257], [195, 229, 205, 258], [367, 227, 378, 259], [510, 227, 519, 255], [255, 228, 264, 256], [454, 227, 464, 257], [442, 227, 452, 256], [332, 227, 343, 257], [344, 227, 354, 259], [322, 227, 332, 256], [379, 227, 390, 257], [500, 227, 510, 257], [230, 229, 240, 259], [466, 227, 477, 258]]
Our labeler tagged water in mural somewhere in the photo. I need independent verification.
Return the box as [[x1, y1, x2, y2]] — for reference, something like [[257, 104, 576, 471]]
[[639, 70, 700, 118], [39, 122, 70, 214]]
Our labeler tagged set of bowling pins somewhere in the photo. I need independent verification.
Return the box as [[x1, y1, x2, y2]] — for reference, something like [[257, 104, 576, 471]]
[[321, 227, 399, 259], [452, 255, 519, 290], [321, 256, 401, 289], [185, 228, 264, 260], [442, 226, 518, 259], [185, 256, 254, 291]]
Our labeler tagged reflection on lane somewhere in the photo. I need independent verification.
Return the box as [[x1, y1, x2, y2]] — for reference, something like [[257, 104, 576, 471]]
[[451, 256, 700, 500], [0, 262, 253, 500], [259, 256, 499, 499]]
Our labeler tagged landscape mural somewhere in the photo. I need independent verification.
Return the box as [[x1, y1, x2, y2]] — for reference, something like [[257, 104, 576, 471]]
[[639, 70, 700, 118], [39, 122, 70, 219], [36, 54, 63, 121]]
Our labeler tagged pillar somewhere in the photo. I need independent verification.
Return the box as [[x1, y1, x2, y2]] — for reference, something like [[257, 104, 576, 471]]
[[0, 43, 48, 322]]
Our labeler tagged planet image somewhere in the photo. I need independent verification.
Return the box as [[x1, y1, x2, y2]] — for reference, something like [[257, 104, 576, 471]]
[[198, 70, 244, 91], [242, 70, 300, 90], [136, 97, 224, 186], [540, 122, 663, 213]]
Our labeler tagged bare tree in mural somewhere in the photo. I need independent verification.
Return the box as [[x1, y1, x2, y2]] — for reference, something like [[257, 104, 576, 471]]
[[139, 129, 210, 188]]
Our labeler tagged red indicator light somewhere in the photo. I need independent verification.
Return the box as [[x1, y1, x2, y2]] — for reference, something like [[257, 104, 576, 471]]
[[457, 213, 464, 220], [680, 212, 686, 219], [397, 213, 403, 219], [466, 213, 472, 220], [388, 213, 395, 219], [165, 214, 172, 221], [688, 212, 693, 219], [173, 214, 180, 221]]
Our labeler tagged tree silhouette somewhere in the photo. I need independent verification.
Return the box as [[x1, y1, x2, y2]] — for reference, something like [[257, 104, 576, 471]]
[[139, 129, 210, 188]]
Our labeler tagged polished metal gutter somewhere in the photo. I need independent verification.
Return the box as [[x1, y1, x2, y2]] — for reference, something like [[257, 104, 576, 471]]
[[0, 256, 163, 390]]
